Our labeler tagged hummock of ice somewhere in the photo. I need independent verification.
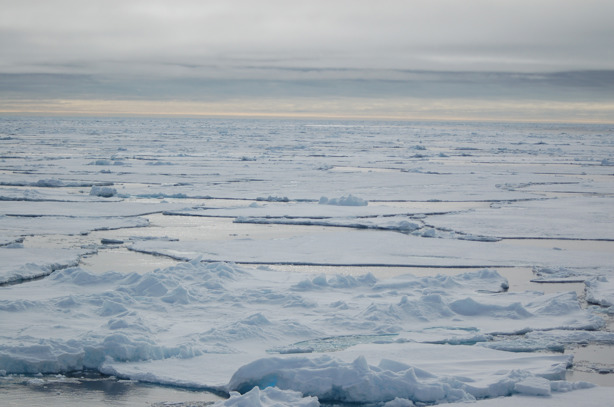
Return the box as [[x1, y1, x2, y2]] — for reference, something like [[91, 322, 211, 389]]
[[89, 185, 118, 198], [0, 260, 603, 404], [215, 386, 319, 407], [319, 194, 368, 206], [586, 276, 614, 309], [225, 353, 595, 404]]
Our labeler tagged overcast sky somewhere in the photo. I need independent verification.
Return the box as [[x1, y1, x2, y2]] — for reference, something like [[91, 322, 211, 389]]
[[1, 0, 613, 121]]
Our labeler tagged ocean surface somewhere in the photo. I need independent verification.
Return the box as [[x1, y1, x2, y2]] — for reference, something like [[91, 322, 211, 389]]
[[1, 117, 613, 406]]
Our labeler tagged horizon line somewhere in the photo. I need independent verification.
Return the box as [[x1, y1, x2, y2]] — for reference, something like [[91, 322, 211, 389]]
[[2, 98, 614, 125]]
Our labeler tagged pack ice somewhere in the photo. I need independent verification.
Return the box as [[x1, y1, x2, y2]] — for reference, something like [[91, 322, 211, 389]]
[[0, 260, 600, 404], [1, 117, 613, 406]]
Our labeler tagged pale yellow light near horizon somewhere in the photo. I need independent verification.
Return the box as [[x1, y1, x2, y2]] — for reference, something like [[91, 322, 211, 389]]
[[1, 98, 614, 124]]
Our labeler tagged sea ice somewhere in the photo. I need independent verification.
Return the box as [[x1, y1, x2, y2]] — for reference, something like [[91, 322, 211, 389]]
[[457, 386, 614, 407], [0, 215, 148, 237], [129, 229, 614, 269], [1, 117, 613, 405], [0, 200, 192, 217], [319, 194, 368, 206], [89, 185, 118, 197], [425, 196, 614, 240], [585, 276, 614, 309], [482, 329, 614, 353], [0, 247, 87, 284], [214, 386, 319, 407], [0, 260, 604, 404]]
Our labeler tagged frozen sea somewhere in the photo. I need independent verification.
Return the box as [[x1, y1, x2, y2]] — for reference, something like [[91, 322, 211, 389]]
[[1, 116, 614, 406]]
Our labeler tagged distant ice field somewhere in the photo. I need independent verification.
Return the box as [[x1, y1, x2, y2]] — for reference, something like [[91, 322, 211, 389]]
[[1, 117, 613, 406]]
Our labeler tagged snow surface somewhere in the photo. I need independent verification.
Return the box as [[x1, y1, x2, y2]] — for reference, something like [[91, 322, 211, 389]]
[[1, 117, 613, 405]]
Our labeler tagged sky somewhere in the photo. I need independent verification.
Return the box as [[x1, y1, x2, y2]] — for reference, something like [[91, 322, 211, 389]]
[[1, 0, 613, 122]]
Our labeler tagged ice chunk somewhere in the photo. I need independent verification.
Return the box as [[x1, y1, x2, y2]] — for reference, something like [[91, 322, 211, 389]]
[[319, 194, 368, 206], [585, 276, 614, 308], [214, 386, 320, 407], [226, 353, 572, 404], [226, 355, 469, 404], [35, 179, 65, 187], [383, 398, 415, 407], [514, 376, 551, 396], [449, 298, 532, 319], [90, 185, 118, 197]]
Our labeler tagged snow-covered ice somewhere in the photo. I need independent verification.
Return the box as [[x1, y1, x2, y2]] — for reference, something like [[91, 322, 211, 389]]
[[129, 229, 613, 269], [0, 247, 88, 285], [425, 196, 614, 240], [586, 276, 614, 309], [1, 117, 613, 405], [0, 259, 607, 404]]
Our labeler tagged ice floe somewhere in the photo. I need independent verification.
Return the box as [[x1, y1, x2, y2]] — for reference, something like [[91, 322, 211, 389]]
[[129, 229, 614, 269], [0, 247, 87, 284], [0, 215, 148, 237], [425, 196, 614, 240]]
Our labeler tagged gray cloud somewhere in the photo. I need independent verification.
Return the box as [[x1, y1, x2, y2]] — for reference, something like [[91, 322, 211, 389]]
[[2, 70, 612, 102], [1, 0, 614, 119], [3, 0, 614, 74]]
